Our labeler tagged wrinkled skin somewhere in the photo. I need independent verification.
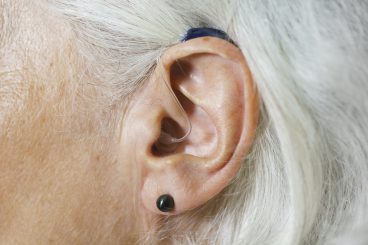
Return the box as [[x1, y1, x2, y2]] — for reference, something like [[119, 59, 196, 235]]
[[0, 1, 258, 244], [0, 2, 139, 244]]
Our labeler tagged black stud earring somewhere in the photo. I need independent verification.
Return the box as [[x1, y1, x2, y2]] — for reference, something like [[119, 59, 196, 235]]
[[156, 194, 175, 212]]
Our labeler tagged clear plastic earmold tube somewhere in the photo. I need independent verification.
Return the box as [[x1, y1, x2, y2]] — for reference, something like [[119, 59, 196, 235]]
[[154, 64, 192, 152]]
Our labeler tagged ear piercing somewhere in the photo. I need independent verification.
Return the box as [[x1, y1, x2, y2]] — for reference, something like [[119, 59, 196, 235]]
[[156, 194, 175, 212], [153, 28, 235, 215]]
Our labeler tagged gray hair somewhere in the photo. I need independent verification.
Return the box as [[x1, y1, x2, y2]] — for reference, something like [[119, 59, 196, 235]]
[[48, 0, 368, 244]]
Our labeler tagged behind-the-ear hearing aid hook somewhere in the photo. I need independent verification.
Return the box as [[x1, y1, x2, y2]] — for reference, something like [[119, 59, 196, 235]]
[[154, 27, 236, 149], [154, 27, 236, 213]]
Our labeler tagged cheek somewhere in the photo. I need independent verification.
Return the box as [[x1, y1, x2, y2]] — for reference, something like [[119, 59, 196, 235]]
[[0, 2, 68, 127], [0, 71, 28, 126], [0, 76, 132, 242], [0, 3, 137, 241]]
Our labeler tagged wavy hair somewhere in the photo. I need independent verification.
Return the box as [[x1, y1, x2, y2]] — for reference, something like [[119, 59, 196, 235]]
[[48, 0, 368, 244]]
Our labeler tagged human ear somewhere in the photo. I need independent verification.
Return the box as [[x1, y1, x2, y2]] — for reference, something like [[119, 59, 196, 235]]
[[122, 37, 259, 215]]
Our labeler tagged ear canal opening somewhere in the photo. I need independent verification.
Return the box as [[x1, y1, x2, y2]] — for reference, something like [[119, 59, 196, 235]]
[[152, 117, 185, 156]]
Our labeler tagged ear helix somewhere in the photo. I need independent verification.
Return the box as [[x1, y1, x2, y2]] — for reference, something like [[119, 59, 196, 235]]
[[153, 27, 237, 214], [155, 27, 237, 150]]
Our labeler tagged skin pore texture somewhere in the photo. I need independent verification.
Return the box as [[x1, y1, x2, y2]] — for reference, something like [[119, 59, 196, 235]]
[[0, 1, 138, 243], [1, 1, 258, 244], [2, 1, 368, 245]]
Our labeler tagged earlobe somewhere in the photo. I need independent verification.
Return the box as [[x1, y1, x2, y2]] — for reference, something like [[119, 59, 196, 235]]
[[122, 37, 259, 215]]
